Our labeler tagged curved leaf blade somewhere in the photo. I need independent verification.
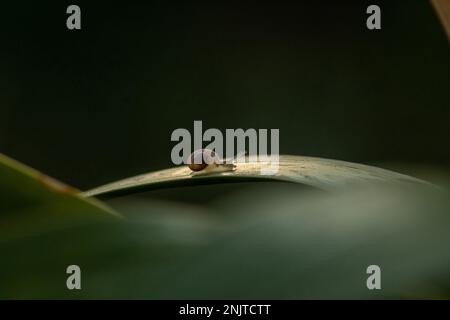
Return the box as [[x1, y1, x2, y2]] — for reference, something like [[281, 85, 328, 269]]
[[84, 155, 430, 198]]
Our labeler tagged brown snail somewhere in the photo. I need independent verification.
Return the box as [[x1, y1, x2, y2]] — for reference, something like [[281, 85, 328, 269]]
[[187, 149, 236, 173]]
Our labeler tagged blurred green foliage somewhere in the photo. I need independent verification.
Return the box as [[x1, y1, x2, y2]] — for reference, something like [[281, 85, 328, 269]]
[[1, 154, 450, 299]]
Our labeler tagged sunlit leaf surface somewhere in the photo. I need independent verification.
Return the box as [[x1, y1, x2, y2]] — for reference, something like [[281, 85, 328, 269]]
[[84, 155, 429, 199]]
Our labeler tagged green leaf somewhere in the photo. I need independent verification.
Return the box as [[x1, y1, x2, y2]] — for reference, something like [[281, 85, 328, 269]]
[[0, 154, 119, 240], [0, 154, 218, 299]]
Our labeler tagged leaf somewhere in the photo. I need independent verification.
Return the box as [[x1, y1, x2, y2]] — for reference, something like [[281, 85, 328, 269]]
[[431, 0, 450, 41], [0, 153, 219, 299], [83, 155, 429, 199], [0, 154, 121, 298], [0, 153, 119, 239]]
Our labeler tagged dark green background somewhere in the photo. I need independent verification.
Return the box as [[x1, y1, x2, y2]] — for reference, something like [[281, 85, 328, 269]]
[[0, 0, 449, 189]]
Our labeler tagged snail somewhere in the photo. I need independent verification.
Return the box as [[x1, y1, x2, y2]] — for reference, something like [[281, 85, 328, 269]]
[[187, 149, 236, 174]]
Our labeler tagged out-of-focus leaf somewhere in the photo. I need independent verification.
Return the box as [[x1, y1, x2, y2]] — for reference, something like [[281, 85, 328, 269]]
[[83, 155, 429, 199], [0, 154, 220, 299], [155, 186, 450, 299], [432, 0, 450, 41], [0, 153, 119, 240]]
